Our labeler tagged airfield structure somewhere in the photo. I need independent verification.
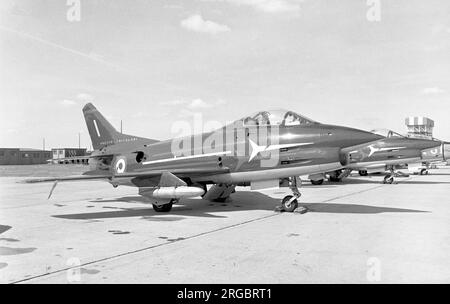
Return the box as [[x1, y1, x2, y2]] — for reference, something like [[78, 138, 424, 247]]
[[405, 116, 434, 139], [0, 148, 52, 165], [51, 148, 88, 164]]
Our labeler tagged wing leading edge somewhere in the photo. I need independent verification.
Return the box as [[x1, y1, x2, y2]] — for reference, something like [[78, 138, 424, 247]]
[[23, 167, 230, 184]]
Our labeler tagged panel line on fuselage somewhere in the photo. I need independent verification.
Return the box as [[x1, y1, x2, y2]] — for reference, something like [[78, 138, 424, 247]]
[[142, 151, 232, 165]]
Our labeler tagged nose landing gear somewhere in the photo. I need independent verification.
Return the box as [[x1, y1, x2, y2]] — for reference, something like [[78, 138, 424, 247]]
[[280, 177, 306, 213], [383, 174, 394, 184], [281, 195, 299, 212], [382, 167, 408, 184]]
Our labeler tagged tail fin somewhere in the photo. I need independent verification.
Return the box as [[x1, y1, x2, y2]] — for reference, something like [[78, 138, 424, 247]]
[[82, 103, 156, 149]]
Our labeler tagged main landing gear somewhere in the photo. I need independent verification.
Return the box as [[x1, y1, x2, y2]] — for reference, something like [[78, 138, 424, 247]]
[[328, 170, 343, 182], [383, 167, 408, 184], [358, 170, 368, 176], [310, 179, 324, 185], [152, 198, 178, 212], [281, 177, 305, 213], [419, 168, 429, 176]]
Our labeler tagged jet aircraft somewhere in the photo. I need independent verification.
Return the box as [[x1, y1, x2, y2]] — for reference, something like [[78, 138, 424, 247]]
[[323, 129, 447, 184], [27, 103, 384, 212]]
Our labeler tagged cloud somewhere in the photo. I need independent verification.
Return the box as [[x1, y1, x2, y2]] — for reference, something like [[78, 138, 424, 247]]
[[164, 4, 183, 9], [422, 87, 445, 95], [207, 0, 302, 13], [162, 98, 226, 109], [187, 99, 212, 109], [76, 93, 94, 102], [180, 14, 230, 34], [60, 93, 94, 107], [60, 99, 77, 106], [431, 25, 450, 36], [163, 99, 189, 106]]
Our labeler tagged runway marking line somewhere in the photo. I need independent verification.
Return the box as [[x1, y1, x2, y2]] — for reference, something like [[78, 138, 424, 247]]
[[9, 176, 412, 284], [10, 213, 279, 284]]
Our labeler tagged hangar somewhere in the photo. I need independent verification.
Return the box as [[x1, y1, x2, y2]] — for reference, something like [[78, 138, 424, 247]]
[[0, 148, 51, 165]]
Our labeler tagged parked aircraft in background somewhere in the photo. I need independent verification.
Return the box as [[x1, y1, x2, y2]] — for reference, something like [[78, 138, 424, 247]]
[[26, 103, 383, 212], [314, 129, 447, 184]]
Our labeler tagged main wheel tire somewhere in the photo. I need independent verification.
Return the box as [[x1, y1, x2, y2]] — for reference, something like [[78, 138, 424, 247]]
[[383, 175, 394, 184], [329, 170, 342, 182], [152, 202, 173, 212], [420, 169, 428, 175], [311, 179, 324, 185], [359, 170, 368, 176], [329, 176, 342, 182], [281, 195, 298, 212]]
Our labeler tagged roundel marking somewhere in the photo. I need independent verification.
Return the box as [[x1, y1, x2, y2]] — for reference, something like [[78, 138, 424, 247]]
[[115, 158, 126, 174], [430, 149, 438, 155]]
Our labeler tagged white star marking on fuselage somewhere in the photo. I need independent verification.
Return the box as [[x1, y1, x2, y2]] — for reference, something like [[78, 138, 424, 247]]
[[368, 145, 406, 157], [248, 139, 313, 162]]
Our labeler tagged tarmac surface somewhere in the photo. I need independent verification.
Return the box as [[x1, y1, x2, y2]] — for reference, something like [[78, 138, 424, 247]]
[[0, 164, 449, 283]]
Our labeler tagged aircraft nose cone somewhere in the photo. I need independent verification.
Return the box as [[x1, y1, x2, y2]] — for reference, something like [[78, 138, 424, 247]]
[[418, 139, 442, 150], [339, 128, 384, 146], [325, 125, 384, 147]]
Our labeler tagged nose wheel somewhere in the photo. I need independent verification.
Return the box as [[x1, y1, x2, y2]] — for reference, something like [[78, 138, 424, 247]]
[[383, 174, 394, 184], [281, 195, 299, 212], [383, 166, 397, 184], [280, 177, 304, 213]]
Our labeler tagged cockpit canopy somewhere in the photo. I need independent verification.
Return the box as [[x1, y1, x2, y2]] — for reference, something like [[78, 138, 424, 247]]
[[370, 129, 407, 138], [240, 109, 317, 127]]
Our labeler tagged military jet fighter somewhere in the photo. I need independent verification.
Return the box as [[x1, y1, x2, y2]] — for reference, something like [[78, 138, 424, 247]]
[[26, 103, 383, 212], [334, 129, 447, 184]]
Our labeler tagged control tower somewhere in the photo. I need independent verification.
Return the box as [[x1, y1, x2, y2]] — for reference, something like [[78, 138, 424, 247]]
[[405, 116, 434, 139]]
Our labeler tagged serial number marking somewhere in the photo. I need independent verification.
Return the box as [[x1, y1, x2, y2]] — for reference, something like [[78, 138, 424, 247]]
[[177, 288, 271, 301], [221, 288, 271, 299]]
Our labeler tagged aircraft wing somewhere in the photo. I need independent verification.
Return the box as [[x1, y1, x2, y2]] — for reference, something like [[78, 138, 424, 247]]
[[24, 167, 230, 199], [24, 167, 230, 183]]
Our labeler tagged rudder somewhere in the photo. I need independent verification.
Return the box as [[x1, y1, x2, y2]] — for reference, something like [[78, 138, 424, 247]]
[[82, 103, 120, 149], [83, 103, 159, 149]]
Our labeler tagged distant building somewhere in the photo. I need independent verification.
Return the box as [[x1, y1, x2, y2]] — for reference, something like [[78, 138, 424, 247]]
[[0, 148, 52, 165], [51, 148, 89, 164], [405, 116, 434, 139]]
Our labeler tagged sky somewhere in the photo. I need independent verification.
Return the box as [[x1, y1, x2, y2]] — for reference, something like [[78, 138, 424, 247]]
[[0, 0, 449, 149]]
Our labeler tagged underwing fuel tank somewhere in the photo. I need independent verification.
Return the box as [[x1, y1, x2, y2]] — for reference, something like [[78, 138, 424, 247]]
[[147, 186, 205, 199]]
